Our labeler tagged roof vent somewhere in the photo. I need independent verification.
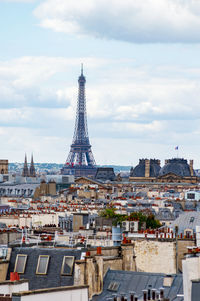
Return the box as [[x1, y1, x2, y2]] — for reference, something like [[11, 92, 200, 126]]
[[163, 275, 173, 287]]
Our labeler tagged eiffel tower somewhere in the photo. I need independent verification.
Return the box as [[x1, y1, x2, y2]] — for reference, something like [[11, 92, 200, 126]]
[[61, 66, 97, 178]]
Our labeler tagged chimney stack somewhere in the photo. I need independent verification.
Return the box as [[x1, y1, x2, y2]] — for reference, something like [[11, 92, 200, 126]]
[[189, 160, 194, 176], [143, 290, 147, 301], [145, 159, 150, 178], [159, 287, 165, 300], [151, 289, 156, 300], [130, 292, 135, 301]]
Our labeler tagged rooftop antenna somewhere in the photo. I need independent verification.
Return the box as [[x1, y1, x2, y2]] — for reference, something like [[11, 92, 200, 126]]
[[81, 63, 83, 75]]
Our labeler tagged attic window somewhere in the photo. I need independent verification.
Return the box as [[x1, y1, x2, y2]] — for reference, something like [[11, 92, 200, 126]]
[[14, 254, 27, 274], [107, 281, 120, 292], [190, 217, 195, 223], [61, 256, 74, 275], [36, 255, 50, 275]]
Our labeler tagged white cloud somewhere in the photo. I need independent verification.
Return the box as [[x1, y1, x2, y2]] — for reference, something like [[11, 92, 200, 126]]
[[34, 0, 200, 43], [0, 55, 200, 164]]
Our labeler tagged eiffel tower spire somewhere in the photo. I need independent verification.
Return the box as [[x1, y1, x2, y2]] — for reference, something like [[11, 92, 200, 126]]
[[29, 154, 36, 177], [22, 154, 29, 177], [61, 67, 96, 178]]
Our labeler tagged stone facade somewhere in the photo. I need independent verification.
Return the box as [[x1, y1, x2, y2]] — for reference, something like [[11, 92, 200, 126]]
[[0, 160, 8, 175], [134, 240, 176, 274], [34, 181, 56, 198], [74, 244, 136, 298]]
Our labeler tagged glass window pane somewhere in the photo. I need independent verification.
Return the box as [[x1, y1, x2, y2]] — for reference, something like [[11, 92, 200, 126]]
[[61, 256, 74, 275], [14, 255, 27, 274], [36, 256, 49, 274]]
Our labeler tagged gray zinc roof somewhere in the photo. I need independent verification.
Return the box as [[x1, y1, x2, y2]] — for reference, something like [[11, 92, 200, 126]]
[[93, 269, 183, 301], [159, 158, 192, 177], [7, 247, 82, 290], [170, 211, 200, 234]]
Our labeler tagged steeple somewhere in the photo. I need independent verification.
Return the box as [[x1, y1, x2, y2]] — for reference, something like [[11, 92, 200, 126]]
[[22, 154, 29, 177], [29, 154, 36, 177]]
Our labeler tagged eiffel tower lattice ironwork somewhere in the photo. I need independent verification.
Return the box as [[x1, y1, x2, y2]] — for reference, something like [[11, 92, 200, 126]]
[[61, 66, 97, 178]]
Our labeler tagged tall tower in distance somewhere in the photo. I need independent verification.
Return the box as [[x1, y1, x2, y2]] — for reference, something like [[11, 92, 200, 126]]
[[61, 66, 97, 178], [22, 154, 29, 177], [29, 154, 36, 177]]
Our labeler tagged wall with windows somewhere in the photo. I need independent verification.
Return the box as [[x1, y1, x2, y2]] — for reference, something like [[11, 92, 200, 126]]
[[185, 191, 200, 201]]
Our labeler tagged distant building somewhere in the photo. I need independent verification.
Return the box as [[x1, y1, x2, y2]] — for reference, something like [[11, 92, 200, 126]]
[[159, 158, 194, 177], [22, 154, 36, 178], [0, 160, 8, 174], [29, 154, 36, 177], [95, 167, 116, 182], [130, 159, 161, 178], [22, 154, 29, 177], [130, 158, 198, 184]]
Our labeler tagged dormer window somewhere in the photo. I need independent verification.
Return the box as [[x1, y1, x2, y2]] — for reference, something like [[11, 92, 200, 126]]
[[61, 256, 74, 275], [107, 281, 120, 292], [14, 254, 27, 274], [36, 255, 50, 275]]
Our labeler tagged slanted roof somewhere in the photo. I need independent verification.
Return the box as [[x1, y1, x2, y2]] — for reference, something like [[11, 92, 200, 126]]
[[7, 247, 82, 290], [93, 269, 183, 301], [75, 176, 108, 188], [170, 211, 200, 234], [155, 209, 175, 221]]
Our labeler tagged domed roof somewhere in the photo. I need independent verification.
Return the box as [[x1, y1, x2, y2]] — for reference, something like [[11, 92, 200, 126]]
[[130, 159, 161, 177], [159, 158, 191, 177]]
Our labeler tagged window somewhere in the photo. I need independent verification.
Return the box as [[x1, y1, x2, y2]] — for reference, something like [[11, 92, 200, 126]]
[[36, 255, 50, 275], [61, 256, 74, 275], [14, 254, 27, 274], [187, 193, 195, 200], [107, 282, 120, 292]]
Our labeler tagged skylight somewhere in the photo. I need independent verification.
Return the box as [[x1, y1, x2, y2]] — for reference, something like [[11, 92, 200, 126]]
[[14, 254, 27, 274], [61, 256, 74, 275], [36, 255, 50, 275], [108, 281, 120, 291]]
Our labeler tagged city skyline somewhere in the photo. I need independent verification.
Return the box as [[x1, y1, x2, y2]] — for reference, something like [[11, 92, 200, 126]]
[[1, 1, 200, 167]]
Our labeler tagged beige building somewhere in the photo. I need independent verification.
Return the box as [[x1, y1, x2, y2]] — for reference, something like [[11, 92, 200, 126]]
[[0, 160, 8, 174]]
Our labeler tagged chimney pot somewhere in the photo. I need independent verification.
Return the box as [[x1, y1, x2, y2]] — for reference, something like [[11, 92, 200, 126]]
[[142, 290, 147, 301], [159, 287, 164, 300], [130, 291, 135, 301], [97, 246, 102, 255], [156, 291, 160, 300], [151, 289, 156, 300]]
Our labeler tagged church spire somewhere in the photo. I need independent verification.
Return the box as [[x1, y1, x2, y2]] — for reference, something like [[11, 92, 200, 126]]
[[29, 154, 36, 177], [22, 154, 29, 177]]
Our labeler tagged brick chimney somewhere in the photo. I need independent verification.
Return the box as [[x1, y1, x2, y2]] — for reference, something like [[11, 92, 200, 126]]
[[189, 160, 194, 176]]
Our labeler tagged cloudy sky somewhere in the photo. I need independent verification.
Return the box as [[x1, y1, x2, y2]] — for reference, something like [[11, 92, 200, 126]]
[[1, 0, 200, 167]]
